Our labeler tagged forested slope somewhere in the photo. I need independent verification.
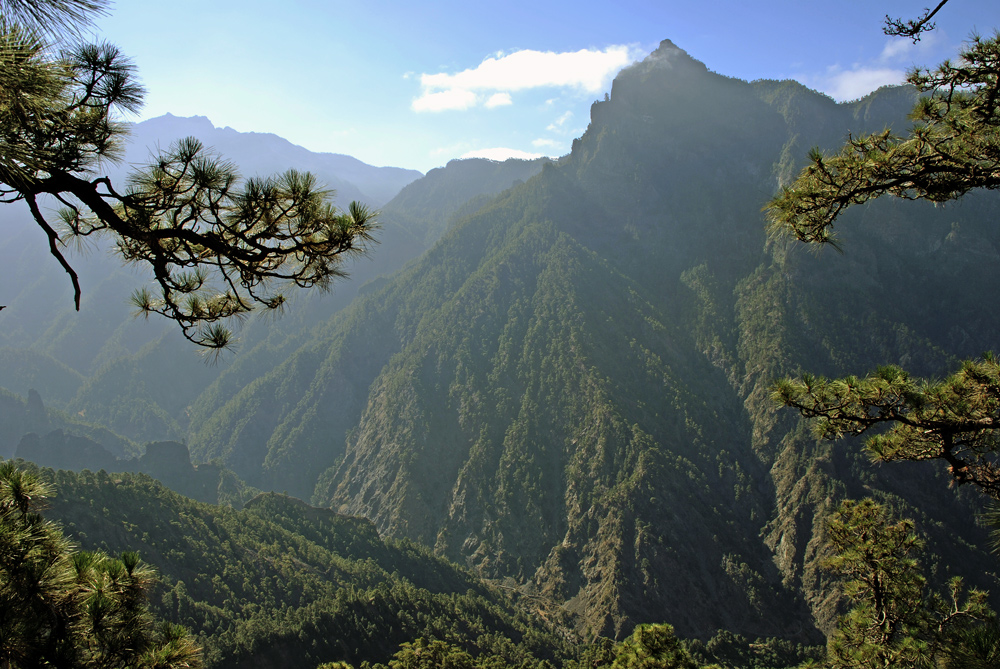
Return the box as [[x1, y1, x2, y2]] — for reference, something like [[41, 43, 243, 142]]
[[0, 129, 543, 449], [36, 465, 576, 668], [183, 41, 999, 641]]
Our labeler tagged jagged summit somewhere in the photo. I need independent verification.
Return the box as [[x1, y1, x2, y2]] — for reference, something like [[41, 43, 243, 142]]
[[642, 38, 709, 70], [191, 52, 996, 640]]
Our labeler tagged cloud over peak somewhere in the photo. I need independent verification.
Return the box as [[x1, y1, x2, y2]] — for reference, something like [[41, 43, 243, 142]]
[[412, 46, 634, 112], [412, 88, 479, 112], [823, 66, 907, 101], [460, 147, 546, 161]]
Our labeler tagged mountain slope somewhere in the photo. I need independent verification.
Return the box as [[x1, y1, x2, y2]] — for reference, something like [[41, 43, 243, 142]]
[[0, 120, 542, 447], [183, 40, 999, 641], [186, 158, 553, 491]]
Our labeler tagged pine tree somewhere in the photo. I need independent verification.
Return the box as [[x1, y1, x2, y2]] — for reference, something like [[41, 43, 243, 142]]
[[0, 0, 377, 349], [609, 624, 698, 669], [823, 499, 991, 669], [0, 460, 203, 667], [766, 32, 1000, 250]]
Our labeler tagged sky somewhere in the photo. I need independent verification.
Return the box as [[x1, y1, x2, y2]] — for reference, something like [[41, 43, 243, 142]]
[[93, 1, 1000, 174]]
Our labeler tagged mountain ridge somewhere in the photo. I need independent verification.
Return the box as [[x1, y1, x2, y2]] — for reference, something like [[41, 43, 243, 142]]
[[125, 113, 424, 207]]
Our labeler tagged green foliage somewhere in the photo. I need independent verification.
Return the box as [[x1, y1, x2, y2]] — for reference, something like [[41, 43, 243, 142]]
[[0, 0, 108, 37], [7, 29, 999, 658], [180, 42, 1000, 643], [945, 622, 1000, 668], [36, 464, 576, 668], [772, 355, 1000, 499], [0, 2, 377, 349], [766, 33, 1000, 248], [608, 624, 698, 669], [0, 460, 202, 667], [762, 27, 1000, 663], [689, 630, 824, 669], [386, 638, 476, 669], [823, 499, 991, 669]]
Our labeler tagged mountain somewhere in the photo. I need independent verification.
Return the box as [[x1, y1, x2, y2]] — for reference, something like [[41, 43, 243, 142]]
[[4, 37, 996, 651], [182, 40, 999, 642], [125, 114, 423, 207], [0, 113, 421, 380], [54, 154, 549, 444], [383, 156, 551, 247], [0, 112, 544, 447]]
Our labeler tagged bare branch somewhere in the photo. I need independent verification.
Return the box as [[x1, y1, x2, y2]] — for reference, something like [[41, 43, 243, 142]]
[[24, 193, 81, 309], [884, 0, 951, 43]]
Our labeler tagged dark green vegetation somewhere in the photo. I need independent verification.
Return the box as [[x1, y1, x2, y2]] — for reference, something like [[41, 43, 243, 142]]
[[35, 463, 576, 668], [764, 26, 1000, 669], [176, 41, 997, 640], [768, 32, 1000, 499], [4, 33, 1000, 669], [0, 462, 202, 668], [9, 460, 822, 668], [821, 499, 992, 669]]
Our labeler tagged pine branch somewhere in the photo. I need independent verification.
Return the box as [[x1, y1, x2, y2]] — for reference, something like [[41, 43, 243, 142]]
[[884, 0, 951, 43]]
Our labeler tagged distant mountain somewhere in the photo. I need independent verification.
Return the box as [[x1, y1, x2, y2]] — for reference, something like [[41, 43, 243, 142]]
[[125, 114, 423, 207], [0, 113, 422, 381], [0, 117, 543, 443], [182, 40, 999, 642], [0, 140, 545, 454], [5, 37, 997, 651]]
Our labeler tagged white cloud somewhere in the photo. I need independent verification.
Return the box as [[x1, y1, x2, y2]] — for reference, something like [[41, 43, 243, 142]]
[[821, 67, 907, 101], [532, 138, 563, 149], [879, 32, 940, 63], [412, 88, 478, 112], [547, 111, 573, 132], [484, 92, 513, 108], [803, 33, 944, 103], [880, 39, 916, 63], [423, 46, 631, 92], [460, 147, 544, 161], [412, 46, 634, 113]]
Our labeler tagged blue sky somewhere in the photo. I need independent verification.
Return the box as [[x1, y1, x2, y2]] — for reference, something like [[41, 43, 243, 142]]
[[96, 1, 1000, 173]]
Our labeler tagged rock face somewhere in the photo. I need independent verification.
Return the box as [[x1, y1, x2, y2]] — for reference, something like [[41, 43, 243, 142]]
[[14, 416, 250, 507], [139, 441, 193, 479], [16, 430, 120, 473]]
